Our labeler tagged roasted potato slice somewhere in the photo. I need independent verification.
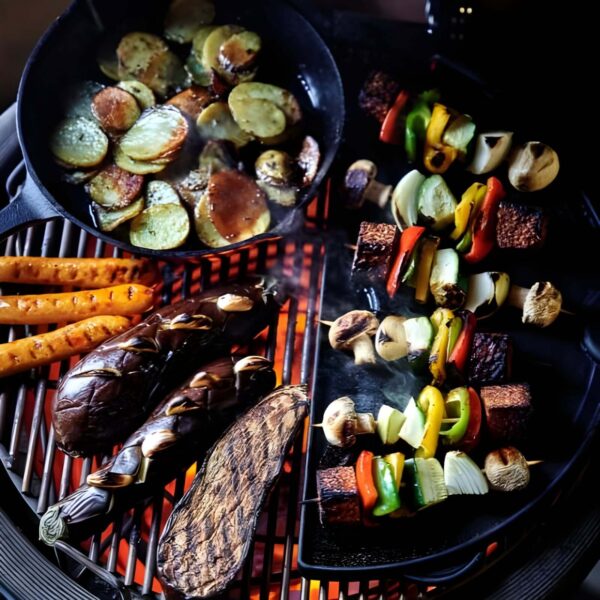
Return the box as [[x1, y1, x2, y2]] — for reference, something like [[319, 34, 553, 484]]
[[114, 144, 167, 175], [119, 106, 188, 162], [255, 150, 295, 186], [117, 80, 156, 110], [219, 30, 261, 73], [198, 140, 237, 172], [194, 170, 270, 247], [94, 197, 144, 232], [201, 25, 244, 73], [297, 135, 320, 186], [117, 32, 169, 82], [64, 81, 104, 121], [146, 180, 181, 207], [196, 102, 253, 147], [166, 86, 213, 120], [50, 118, 109, 168], [130, 204, 190, 250], [147, 50, 188, 97], [62, 168, 100, 185], [87, 164, 144, 209], [172, 169, 209, 208], [229, 97, 286, 138], [186, 52, 212, 87], [164, 0, 216, 44], [191, 25, 217, 61], [257, 181, 297, 207], [92, 87, 141, 134], [229, 82, 302, 128]]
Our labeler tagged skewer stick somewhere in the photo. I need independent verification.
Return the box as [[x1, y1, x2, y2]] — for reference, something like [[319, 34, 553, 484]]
[[319, 319, 334, 327], [345, 243, 358, 252]]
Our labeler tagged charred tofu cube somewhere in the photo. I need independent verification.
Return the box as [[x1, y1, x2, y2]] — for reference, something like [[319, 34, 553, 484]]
[[481, 383, 532, 442], [468, 333, 513, 385], [359, 71, 401, 123], [352, 221, 399, 284], [316, 466, 361, 526], [496, 200, 548, 250]]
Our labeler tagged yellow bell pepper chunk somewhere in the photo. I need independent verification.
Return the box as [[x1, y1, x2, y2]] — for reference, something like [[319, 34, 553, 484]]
[[450, 182, 487, 241], [383, 452, 405, 491], [429, 308, 454, 385], [424, 104, 459, 174], [415, 386, 445, 459]]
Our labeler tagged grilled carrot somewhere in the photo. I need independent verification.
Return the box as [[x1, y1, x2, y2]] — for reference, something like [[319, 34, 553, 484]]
[[0, 316, 130, 378], [0, 257, 158, 289], [0, 284, 155, 325]]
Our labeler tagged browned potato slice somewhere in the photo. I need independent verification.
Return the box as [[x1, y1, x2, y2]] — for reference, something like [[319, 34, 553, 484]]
[[219, 30, 261, 73], [146, 180, 181, 207], [192, 25, 217, 61], [50, 118, 109, 168], [173, 169, 209, 208], [196, 102, 253, 147], [257, 181, 297, 207], [92, 87, 141, 134], [64, 81, 104, 122], [166, 86, 213, 120], [255, 150, 295, 186], [297, 135, 320, 186], [119, 106, 188, 162], [164, 0, 216, 44], [94, 197, 144, 232], [117, 32, 168, 80], [229, 97, 286, 138], [87, 164, 144, 209], [194, 170, 270, 247], [229, 82, 302, 128], [62, 169, 100, 185], [130, 204, 190, 250], [198, 140, 237, 172], [201, 25, 244, 73], [147, 51, 188, 97], [114, 144, 167, 175], [117, 80, 156, 110]]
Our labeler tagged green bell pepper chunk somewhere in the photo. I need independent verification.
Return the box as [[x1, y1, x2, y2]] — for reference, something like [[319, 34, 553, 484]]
[[440, 386, 470, 445], [405, 102, 432, 163], [372, 457, 402, 516]]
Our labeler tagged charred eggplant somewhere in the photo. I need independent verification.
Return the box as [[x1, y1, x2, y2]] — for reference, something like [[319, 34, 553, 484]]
[[53, 277, 283, 456]]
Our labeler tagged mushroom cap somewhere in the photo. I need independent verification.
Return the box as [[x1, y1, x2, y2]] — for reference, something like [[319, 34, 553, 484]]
[[375, 315, 408, 361], [322, 396, 358, 447], [484, 446, 530, 492], [343, 159, 378, 208], [508, 142, 560, 192], [328, 310, 380, 350], [522, 281, 562, 327]]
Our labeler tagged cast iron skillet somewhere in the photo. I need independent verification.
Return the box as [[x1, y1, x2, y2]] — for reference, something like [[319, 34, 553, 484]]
[[0, 0, 344, 258]]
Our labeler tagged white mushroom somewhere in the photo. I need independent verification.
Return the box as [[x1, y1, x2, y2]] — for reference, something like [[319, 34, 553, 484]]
[[467, 131, 513, 175], [375, 316, 408, 361], [484, 447, 530, 492], [328, 310, 380, 365], [508, 142, 560, 192], [343, 160, 392, 209], [508, 281, 562, 327], [318, 396, 376, 447]]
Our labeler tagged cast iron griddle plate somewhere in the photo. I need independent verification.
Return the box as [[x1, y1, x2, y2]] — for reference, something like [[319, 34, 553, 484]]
[[298, 19, 600, 577]]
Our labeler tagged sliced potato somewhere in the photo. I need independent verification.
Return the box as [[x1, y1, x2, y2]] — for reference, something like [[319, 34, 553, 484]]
[[219, 30, 261, 73], [186, 51, 212, 87], [191, 25, 217, 62], [117, 32, 169, 82], [64, 81, 104, 121], [229, 97, 286, 138], [166, 86, 213, 120], [196, 101, 253, 147], [114, 144, 167, 175], [173, 169, 210, 208], [97, 35, 120, 81], [92, 87, 141, 134], [62, 168, 100, 185], [202, 25, 244, 72], [257, 181, 297, 207], [119, 106, 188, 162], [255, 150, 295, 186], [87, 164, 144, 209], [198, 140, 237, 172], [117, 80, 156, 110], [130, 204, 190, 250], [94, 197, 144, 232], [146, 180, 181, 207], [50, 118, 109, 168], [195, 170, 270, 247], [147, 50, 188, 97], [229, 82, 302, 127], [164, 0, 216, 44]]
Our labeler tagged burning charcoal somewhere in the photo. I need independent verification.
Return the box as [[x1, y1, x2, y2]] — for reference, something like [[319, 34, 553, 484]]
[[351, 221, 399, 284], [481, 383, 532, 442], [316, 466, 361, 526], [468, 332, 512, 385], [496, 200, 548, 250], [359, 70, 401, 123]]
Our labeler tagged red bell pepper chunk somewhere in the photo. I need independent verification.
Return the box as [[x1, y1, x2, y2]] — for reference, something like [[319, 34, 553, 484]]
[[386, 226, 426, 298], [458, 387, 482, 453], [380, 90, 410, 145], [355, 450, 378, 512], [464, 176, 506, 263], [447, 310, 477, 379]]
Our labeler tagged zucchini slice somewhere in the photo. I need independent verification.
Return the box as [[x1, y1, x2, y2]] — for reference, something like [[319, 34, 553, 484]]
[[130, 204, 190, 250], [87, 164, 144, 210], [94, 197, 144, 232], [398, 398, 426, 449], [92, 86, 141, 134], [50, 118, 109, 168], [164, 0, 216, 44], [117, 80, 156, 110], [196, 102, 253, 147], [145, 181, 181, 207], [402, 316, 434, 371], [119, 106, 188, 162], [429, 248, 466, 309], [406, 457, 448, 509], [417, 174, 457, 231]]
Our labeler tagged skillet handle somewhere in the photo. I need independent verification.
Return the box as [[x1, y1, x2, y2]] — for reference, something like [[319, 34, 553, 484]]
[[0, 174, 60, 241], [402, 550, 486, 585]]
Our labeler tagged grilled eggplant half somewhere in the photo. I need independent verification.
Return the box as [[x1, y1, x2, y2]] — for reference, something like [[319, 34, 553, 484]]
[[40, 355, 275, 545], [53, 277, 283, 456], [157, 384, 308, 599]]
